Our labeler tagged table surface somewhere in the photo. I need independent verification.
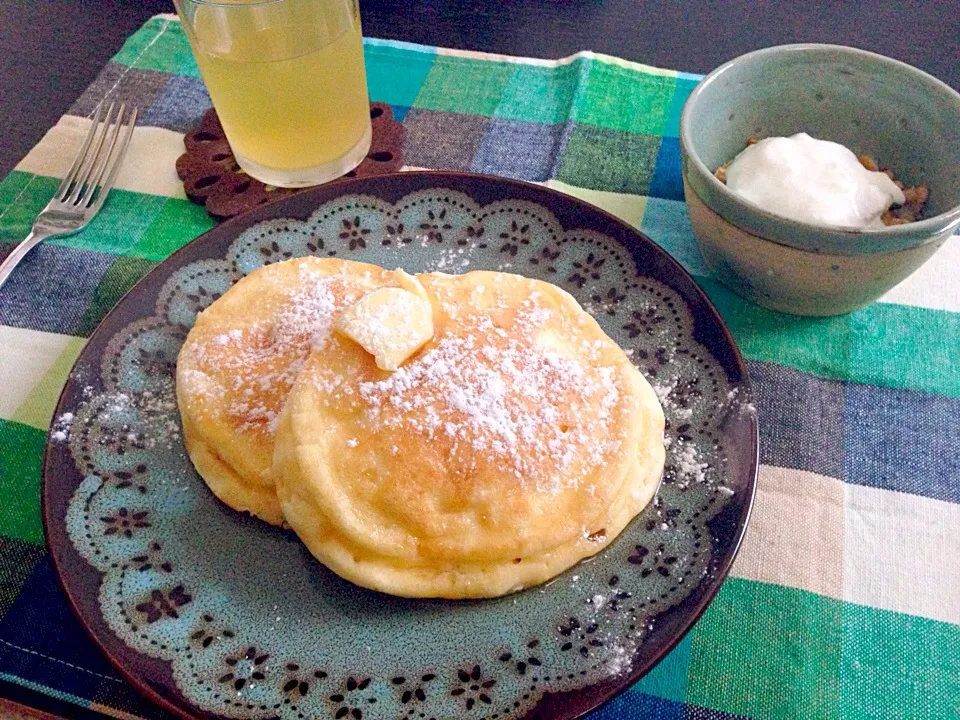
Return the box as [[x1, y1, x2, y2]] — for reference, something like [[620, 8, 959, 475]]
[[1, 1, 958, 718], [1, 0, 958, 179]]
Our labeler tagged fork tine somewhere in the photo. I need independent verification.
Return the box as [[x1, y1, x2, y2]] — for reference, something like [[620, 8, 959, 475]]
[[88, 106, 138, 217], [55, 101, 107, 201], [78, 103, 127, 208], [66, 102, 117, 205]]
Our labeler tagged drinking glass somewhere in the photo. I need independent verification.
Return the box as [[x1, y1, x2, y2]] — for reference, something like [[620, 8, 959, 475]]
[[174, 0, 372, 187]]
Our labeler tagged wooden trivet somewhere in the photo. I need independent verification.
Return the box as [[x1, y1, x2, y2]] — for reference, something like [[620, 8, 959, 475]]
[[176, 103, 405, 221]]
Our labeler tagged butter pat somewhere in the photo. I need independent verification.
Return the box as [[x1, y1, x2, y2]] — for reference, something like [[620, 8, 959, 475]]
[[335, 286, 434, 371], [725, 133, 906, 229], [392, 268, 430, 301]]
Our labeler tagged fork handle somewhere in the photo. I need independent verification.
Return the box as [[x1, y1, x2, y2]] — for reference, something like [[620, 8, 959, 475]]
[[0, 228, 55, 292]]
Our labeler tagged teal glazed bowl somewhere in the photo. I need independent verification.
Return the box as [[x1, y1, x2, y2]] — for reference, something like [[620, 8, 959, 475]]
[[680, 44, 960, 316]]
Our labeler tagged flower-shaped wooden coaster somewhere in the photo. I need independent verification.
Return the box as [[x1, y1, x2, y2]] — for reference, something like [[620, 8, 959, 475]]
[[176, 103, 405, 221]]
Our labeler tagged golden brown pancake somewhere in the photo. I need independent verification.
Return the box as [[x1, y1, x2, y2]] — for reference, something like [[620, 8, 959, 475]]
[[176, 257, 397, 525], [274, 270, 665, 597]]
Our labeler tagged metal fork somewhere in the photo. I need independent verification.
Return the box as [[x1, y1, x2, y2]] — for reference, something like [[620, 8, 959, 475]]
[[0, 101, 138, 290]]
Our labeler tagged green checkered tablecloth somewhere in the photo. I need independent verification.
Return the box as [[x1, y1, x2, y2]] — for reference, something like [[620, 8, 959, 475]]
[[1, 14, 958, 720]]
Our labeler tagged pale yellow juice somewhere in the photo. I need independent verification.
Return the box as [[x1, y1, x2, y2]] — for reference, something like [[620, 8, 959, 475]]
[[180, 0, 371, 182]]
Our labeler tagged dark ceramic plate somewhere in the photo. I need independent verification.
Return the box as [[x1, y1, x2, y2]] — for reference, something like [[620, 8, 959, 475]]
[[43, 172, 758, 720]]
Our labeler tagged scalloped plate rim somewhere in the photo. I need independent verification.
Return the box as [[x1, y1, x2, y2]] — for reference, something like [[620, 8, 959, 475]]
[[41, 170, 759, 720]]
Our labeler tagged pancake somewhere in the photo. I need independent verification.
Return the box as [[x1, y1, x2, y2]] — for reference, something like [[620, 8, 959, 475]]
[[176, 257, 399, 525], [274, 271, 665, 598]]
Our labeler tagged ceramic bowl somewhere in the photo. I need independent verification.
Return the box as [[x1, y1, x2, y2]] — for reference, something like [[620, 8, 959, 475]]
[[680, 44, 960, 316]]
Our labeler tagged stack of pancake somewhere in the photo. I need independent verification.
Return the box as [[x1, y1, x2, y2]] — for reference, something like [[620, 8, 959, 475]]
[[176, 257, 665, 599]]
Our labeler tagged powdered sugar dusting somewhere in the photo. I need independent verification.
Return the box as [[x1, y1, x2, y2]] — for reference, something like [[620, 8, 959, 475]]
[[102, 387, 182, 449], [270, 265, 340, 351], [354, 305, 626, 493], [51, 412, 75, 442], [675, 443, 707, 486], [187, 266, 358, 435], [651, 372, 747, 494], [604, 642, 634, 678], [62, 383, 183, 453]]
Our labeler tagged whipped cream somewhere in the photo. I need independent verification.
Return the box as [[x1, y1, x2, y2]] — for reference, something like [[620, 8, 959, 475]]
[[725, 132, 905, 229]]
